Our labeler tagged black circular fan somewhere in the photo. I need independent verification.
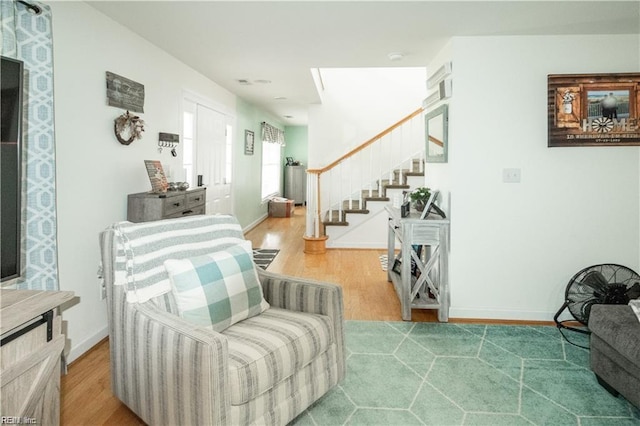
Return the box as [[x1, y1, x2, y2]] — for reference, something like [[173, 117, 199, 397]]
[[554, 264, 640, 336]]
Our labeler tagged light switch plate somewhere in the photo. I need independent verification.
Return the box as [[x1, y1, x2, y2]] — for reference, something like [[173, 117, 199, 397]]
[[503, 168, 521, 183]]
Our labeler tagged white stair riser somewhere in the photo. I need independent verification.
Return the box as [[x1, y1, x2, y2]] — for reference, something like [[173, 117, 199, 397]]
[[326, 173, 426, 248]]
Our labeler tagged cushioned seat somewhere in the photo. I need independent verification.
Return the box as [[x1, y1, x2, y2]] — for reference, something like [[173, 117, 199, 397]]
[[589, 304, 640, 409], [224, 308, 334, 405], [100, 215, 346, 425], [589, 305, 640, 367]]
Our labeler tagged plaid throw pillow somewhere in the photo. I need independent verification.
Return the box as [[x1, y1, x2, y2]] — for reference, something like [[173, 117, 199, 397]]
[[164, 240, 270, 332]]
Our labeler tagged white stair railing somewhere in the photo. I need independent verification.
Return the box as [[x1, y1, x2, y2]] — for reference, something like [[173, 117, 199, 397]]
[[305, 107, 425, 239]]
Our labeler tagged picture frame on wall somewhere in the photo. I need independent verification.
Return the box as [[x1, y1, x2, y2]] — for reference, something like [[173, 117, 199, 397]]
[[547, 73, 640, 147], [244, 130, 254, 155]]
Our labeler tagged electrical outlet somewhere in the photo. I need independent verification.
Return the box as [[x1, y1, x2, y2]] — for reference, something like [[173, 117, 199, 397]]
[[502, 168, 521, 183], [98, 265, 107, 300], [99, 278, 106, 300]]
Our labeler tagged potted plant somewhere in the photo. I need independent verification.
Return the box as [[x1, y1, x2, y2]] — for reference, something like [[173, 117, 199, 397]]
[[409, 187, 431, 211]]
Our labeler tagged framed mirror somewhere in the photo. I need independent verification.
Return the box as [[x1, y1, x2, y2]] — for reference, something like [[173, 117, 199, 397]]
[[425, 104, 448, 163]]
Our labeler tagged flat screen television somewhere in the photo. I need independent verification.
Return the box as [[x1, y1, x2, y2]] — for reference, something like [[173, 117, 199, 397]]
[[1, 56, 24, 284]]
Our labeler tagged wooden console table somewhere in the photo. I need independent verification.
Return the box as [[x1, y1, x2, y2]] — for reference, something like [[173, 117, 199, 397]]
[[127, 187, 206, 222], [385, 205, 450, 321], [0, 289, 74, 425]]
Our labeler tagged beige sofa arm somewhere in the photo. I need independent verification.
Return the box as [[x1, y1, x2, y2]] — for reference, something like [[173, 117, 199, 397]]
[[257, 268, 346, 381], [113, 301, 231, 425], [257, 268, 343, 316]]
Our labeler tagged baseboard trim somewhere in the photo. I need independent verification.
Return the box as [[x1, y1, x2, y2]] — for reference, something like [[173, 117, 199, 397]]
[[449, 307, 557, 323], [67, 325, 109, 364], [243, 214, 268, 234], [326, 242, 386, 249]]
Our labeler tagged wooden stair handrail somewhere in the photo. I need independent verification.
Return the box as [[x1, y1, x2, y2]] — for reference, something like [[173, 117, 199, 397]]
[[307, 107, 424, 175], [429, 135, 444, 147]]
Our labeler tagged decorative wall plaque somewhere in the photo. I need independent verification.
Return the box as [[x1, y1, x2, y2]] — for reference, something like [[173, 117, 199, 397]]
[[548, 73, 640, 147], [106, 71, 145, 113]]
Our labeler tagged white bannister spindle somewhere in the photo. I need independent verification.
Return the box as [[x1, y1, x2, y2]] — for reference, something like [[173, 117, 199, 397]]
[[398, 125, 404, 184], [410, 118, 415, 173], [348, 157, 353, 210], [368, 145, 373, 198], [378, 136, 383, 195], [338, 162, 344, 219]]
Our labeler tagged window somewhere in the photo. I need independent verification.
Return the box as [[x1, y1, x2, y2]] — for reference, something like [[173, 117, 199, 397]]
[[260, 122, 285, 201], [261, 141, 281, 200]]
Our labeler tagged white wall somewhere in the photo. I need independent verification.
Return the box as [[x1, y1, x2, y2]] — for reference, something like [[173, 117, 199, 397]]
[[424, 40, 453, 213], [429, 35, 640, 321], [307, 67, 426, 168], [52, 2, 236, 361], [51, 6, 640, 360]]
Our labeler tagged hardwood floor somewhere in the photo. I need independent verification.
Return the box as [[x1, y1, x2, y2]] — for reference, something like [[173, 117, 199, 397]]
[[242, 207, 438, 322]]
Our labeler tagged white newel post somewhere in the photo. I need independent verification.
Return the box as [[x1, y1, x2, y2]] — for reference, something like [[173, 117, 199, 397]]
[[305, 171, 317, 237], [303, 171, 328, 254]]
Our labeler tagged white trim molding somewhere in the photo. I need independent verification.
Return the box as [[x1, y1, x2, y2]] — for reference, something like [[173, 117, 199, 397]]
[[422, 91, 441, 109], [427, 61, 452, 90]]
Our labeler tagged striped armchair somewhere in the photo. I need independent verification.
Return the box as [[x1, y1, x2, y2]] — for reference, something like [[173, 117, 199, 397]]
[[99, 215, 345, 425]]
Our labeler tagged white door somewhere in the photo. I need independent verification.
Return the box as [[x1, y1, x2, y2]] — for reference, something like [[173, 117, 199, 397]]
[[183, 99, 233, 215]]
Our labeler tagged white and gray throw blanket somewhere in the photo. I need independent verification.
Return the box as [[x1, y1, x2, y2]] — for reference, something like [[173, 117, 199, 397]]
[[111, 215, 245, 303]]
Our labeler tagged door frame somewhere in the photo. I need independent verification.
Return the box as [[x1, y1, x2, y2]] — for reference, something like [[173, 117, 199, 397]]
[[181, 90, 236, 214]]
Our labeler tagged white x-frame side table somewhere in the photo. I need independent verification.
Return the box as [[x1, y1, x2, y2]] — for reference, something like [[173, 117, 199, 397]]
[[385, 205, 450, 321]]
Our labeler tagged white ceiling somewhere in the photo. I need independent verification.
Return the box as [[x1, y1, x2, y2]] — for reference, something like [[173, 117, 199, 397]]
[[86, 1, 640, 126]]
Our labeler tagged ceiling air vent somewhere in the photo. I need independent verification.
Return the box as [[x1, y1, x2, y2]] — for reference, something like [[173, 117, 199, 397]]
[[236, 79, 252, 85]]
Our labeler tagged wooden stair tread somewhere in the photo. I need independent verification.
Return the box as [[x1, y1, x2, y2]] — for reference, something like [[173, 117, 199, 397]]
[[324, 223, 349, 227], [341, 200, 368, 211], [394, 168, 424, 174], [323, 210, 346, 226], [322, 155, 423, 233], [360, 189, 390, 200], [386, 180, 418, 187]]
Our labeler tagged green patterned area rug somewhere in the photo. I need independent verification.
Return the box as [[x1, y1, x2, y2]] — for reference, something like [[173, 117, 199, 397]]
[[292, 321, 640, 425]]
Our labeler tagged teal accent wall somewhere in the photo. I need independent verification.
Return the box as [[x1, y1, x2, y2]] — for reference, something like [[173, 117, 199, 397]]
[[234, 98, 285, 229], [284, 126, 308, 166]]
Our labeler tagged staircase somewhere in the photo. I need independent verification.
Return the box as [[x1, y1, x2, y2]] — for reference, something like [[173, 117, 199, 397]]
[[305, 107, 426, 250], [323, 158, 424, 227]]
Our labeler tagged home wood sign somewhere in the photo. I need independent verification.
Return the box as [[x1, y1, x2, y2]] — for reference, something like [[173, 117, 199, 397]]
[[106, 71, 145, 113], [547, 73, 640, 147]]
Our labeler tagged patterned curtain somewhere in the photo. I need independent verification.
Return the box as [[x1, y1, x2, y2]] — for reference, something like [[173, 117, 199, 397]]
[[261, 121, 285, 145], [1, 1, 59, 290]]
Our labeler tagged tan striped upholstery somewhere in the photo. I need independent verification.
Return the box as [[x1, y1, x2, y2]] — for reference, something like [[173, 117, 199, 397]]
[[100, 215, 345, 425], [225, 308, 334, 405]]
